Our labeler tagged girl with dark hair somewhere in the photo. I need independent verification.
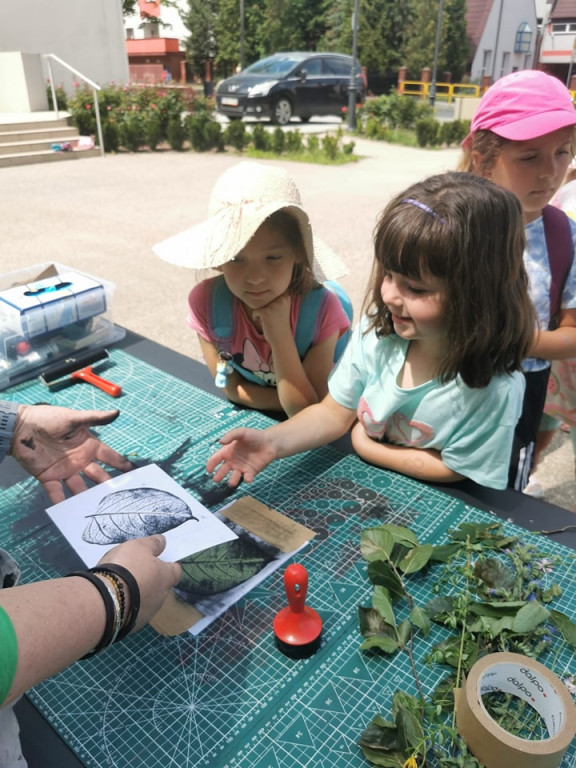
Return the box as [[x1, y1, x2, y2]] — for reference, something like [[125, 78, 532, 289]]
[[206, 172, 534, 491]]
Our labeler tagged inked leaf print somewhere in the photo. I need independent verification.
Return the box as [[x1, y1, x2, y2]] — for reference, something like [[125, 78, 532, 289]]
[[83, 487, 197, 544], [178, 536, 273, 596]]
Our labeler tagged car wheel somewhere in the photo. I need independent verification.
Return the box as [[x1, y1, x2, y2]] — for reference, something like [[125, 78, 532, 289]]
[[227, 116, 242, 121], [272, 98, 293, 125]]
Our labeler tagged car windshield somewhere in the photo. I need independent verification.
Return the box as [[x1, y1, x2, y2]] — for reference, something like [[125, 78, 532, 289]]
[[243, 56, 299, 76]]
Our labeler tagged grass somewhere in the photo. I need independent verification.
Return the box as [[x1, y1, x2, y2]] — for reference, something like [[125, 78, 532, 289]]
[[245, 147, 359, 164]]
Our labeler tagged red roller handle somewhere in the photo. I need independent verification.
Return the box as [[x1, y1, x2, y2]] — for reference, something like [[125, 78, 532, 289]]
[[284, 563, 309, 614], [71, 366, 122, 397]]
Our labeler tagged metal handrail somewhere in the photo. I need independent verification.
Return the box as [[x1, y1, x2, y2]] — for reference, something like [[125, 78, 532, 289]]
[[43, 53, 104, 156]]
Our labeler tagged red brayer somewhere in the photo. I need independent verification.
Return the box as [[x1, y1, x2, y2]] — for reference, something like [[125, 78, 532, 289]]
[[39, 348, 122, 397]]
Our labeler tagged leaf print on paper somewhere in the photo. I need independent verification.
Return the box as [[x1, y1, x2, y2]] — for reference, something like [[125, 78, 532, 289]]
[[83, 487, 197, 545], [177, 536, 274, 596]]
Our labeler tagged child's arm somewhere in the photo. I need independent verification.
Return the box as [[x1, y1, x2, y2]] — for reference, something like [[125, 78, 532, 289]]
[[350, 422, 465, 483], [207, 394, 356, 486], [255, 294, 338, 416], [531, 308, 576, 360], [198, 335, 286, 412]]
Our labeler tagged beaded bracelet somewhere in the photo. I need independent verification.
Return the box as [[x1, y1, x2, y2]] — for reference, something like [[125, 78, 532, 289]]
[[90, 569, 126, 624], [94, 563, 141, 642], [65, 571, 119, 658]]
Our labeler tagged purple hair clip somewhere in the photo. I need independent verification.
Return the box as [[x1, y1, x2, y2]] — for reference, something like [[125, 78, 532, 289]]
[[402, 198, 447, 224]]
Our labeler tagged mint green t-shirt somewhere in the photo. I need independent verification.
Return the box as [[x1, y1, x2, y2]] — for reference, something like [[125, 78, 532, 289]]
[[0, 606, 18, 706]]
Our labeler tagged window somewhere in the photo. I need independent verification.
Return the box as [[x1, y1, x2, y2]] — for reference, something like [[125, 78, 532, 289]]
[[552, 22, 576, 33], [515, 22, 532, 53], [126, 28, 135, 39]]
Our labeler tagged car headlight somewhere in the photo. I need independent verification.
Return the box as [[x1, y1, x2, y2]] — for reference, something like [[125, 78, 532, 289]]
[[247, 81, 275, 98]]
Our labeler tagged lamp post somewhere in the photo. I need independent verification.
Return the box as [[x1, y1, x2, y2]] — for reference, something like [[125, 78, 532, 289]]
[[239, 0, 245, 71], [347, 0, 360, 131], [429, 0, 444, 107]]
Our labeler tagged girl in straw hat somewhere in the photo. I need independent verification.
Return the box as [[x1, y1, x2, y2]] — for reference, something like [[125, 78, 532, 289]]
[[154, 162, 351, 417], [206, 172, 534, 491], [459, 69, 576, 492]]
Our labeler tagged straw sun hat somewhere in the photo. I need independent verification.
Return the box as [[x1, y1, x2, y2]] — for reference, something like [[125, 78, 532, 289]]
[[153, 161, 348, 283]]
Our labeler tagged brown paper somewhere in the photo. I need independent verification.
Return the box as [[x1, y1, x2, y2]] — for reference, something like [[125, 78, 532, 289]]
[[150, 496, 315, 636], [455, 652, 576, 768]]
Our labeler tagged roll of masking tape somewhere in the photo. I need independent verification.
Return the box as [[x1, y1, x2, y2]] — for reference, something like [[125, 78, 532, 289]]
[[455, 652, 576, 768]]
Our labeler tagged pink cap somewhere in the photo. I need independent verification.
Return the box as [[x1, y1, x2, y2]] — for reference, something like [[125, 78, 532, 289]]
[[463, 69, 576, 147]]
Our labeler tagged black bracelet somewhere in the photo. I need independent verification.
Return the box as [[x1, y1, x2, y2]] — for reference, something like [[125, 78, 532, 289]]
[[65, 571, 118, 658], [95, 563, 141, 642]]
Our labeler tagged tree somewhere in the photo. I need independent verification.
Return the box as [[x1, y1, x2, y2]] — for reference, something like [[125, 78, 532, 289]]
[[402, 0, 468, 81], [443, 0, 470, 81], [181, 0, 218, 78]]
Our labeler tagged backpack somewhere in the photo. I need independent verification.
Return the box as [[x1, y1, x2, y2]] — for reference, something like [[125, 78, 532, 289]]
[[542, 204, 574, 329], [208, 276, 353, 386]]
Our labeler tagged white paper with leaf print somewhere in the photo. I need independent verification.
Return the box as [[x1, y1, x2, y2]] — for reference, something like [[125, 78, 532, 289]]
[[46, 464, 237, 568]]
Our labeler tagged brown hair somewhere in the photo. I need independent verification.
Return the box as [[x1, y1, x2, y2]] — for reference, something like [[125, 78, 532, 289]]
[[264, 209, 317, 294], [364, 172, 535, 388], [458, 129, 506, 175]]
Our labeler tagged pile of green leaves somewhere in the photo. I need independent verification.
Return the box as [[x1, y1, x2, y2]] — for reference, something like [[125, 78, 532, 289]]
[[356, 521, 576, 767]]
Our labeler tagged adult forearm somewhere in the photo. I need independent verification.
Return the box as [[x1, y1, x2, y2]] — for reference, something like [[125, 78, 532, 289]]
[[2, 577, 108, 706]]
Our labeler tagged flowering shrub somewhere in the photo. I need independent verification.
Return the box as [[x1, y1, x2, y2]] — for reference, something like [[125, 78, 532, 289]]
[[65, 82, 198, 152]]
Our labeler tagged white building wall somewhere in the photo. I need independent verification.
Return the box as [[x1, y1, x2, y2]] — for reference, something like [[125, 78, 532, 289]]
[[0, 0, 129, 94], [471, 0, 538, 82]]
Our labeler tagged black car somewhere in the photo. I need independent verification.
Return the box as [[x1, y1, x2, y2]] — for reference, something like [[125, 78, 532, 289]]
[[216, 51, 366, 125]]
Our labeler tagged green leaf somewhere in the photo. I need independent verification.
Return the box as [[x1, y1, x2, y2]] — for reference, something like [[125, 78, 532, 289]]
[[510, 601, 549, 633], [410, 605, 431, 636], [358, 715, 399, 751], [373, 586, 396, 627], [396, 706, 425, 752], [358, 606, 394, 638], [358, 746, 406, 766], [449, 522, 501, 543], [474, 557, 516, 591], [396, 618, 412, 648], [469, 601, 526, 617], [550, 609, 576, 651], [361, 527, 395, 562], [367, 561, 406, 601], [360, 635, 400, 654], [424, 595, 456, 622], [382, 524, 420, 548], [398, 542, 433, 574], [429, 543, 460, 562], [178, 536, 273, 595]]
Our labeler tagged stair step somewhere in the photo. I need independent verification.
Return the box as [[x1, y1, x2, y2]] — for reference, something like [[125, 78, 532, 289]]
[[0, 118, 72, 133], [0, 135, 86, 156], [0, 126, 79, 143], [0, 147, 101, 168]]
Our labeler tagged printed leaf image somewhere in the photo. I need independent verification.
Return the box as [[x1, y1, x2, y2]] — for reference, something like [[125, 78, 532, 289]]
[[178, 536, 274, 597], [83, 488, 197, 545]]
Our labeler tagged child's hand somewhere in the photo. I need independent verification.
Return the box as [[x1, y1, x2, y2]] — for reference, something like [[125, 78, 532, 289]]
[[206, 428, 277, 486], [252, 293, 291, 342]]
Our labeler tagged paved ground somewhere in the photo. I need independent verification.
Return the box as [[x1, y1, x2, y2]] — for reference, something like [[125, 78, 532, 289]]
[[1, 132, 574, 511]]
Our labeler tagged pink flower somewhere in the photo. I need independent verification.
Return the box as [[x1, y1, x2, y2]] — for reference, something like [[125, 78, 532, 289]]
[[85, 104, 92, 109]]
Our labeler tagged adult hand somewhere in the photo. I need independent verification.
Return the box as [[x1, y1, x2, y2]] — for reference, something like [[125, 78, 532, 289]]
[[11, 404, 133, 502], [98, 534, 182, 632], [206, 427, 277, 486]]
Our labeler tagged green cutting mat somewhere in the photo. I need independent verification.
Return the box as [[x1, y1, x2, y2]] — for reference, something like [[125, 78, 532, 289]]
[[3, 349, 576, 768]]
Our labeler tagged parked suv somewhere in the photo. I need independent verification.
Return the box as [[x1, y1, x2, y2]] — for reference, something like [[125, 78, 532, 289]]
[[216, 51, 366, 125]]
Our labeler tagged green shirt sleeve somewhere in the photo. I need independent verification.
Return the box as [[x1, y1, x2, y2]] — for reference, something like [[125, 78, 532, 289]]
[[0, 606, 18, 706]]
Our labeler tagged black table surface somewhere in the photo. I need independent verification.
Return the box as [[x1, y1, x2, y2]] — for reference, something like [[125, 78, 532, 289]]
[[10, 328, 576, 766]]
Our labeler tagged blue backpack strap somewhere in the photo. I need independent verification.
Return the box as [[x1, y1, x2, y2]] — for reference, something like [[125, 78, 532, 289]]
[[209, 275, 235, 343], [542, 204, 574, 327], [295, 282, 353, 363]]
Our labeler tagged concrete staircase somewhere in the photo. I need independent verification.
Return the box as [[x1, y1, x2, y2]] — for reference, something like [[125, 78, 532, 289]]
[[0, 114, 101, 168]]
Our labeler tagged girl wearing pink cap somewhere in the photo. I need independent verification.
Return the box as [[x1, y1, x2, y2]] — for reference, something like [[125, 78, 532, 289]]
[[460, 69, 576, 492]]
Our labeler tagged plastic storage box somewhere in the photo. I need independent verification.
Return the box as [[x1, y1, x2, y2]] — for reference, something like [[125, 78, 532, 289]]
[[0, 263, 122, 390]]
